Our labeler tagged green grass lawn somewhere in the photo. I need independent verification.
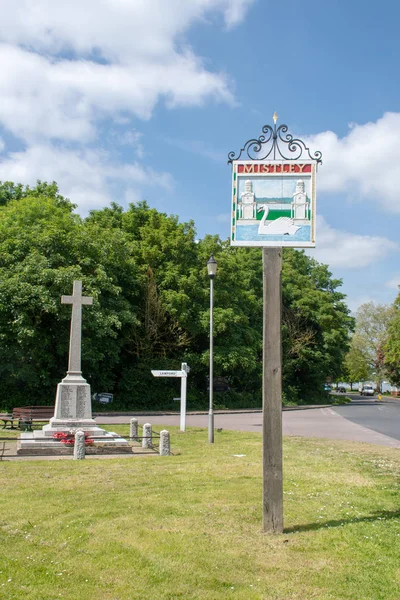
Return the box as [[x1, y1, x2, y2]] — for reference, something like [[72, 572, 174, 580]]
[[0, 425, 399, 600]]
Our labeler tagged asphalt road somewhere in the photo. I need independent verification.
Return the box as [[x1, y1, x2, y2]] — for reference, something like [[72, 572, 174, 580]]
[[333, 394, 400, 442], [96, 395, 400, 448]]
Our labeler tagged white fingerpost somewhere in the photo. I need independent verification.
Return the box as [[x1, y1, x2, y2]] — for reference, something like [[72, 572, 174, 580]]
[[73, 429, 86, 460], [142, 423, 152, 449], [151, 363, 190, 432], [130, 418, 139, 440], [159, 430, 170, 456], [180, 363, 188, 432]]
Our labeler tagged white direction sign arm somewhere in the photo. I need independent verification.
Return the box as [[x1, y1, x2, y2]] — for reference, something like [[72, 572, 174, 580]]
[[151, 370, 185, 378]]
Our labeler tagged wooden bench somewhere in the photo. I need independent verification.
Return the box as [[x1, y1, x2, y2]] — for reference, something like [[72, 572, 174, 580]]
[[0, 413, 15, 429], [12, 406, 55, 431]]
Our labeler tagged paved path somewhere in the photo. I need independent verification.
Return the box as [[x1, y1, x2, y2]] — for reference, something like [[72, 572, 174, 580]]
[[96, 406, 400, 448]]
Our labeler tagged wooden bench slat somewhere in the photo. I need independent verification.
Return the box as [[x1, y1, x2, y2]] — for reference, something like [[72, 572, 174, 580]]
[[12, 406, 55, 430], [0, 413, 15, 429]]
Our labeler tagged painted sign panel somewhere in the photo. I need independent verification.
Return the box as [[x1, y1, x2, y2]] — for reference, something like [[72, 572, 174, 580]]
[[231, 161, 316, 247]]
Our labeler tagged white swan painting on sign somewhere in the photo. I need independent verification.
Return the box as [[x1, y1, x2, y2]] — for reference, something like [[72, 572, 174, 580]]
[[257, 204, 300, 236], [231, 161, 316, 248]]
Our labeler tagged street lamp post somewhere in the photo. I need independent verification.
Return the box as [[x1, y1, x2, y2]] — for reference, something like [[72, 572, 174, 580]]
[[207, 255, 217, 443]]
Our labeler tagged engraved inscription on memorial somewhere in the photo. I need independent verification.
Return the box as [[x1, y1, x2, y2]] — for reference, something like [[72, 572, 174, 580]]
[[60, 385, 75, 419], [76, 386, 88, 419]]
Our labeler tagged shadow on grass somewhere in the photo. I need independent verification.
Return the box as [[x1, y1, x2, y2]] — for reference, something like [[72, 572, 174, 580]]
[[285, 509, 400, 534]]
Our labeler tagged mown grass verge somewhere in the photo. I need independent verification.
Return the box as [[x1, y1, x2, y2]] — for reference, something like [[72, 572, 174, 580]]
[[330, 394, 352, 405], [0, 425, 399, 599]]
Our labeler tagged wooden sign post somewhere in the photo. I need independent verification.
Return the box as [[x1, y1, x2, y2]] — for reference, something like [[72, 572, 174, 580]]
[[262, 247, 283, 532], [228, 114, 322, 533]]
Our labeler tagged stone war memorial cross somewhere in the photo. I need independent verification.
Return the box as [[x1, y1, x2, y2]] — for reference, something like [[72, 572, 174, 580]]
[[61, 280, 93, 379], [18, 279, 129, 454], [47, 279, 97, 430]]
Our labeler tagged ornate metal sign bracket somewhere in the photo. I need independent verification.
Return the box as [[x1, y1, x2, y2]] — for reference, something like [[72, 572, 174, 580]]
[[227, 113, 322, 164]]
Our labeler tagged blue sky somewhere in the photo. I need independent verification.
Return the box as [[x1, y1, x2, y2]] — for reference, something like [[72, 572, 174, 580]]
[[0, 0, 399, 311]]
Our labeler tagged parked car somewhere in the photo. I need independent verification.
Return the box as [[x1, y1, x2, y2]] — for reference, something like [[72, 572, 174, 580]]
[[337, 386, 346, 393], [324, 384, 332, 392], [360, 384, 375, 396]]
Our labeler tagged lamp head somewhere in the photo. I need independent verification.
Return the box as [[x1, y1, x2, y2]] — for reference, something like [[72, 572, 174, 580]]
[[207, 255, 217, 279]]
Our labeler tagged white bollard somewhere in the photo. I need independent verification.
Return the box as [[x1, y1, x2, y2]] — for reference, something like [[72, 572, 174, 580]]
[[130, 418, 139, 440], [142, 423, 152, 449], [73, 430, 86, 460], [159, 430, 170, 456]]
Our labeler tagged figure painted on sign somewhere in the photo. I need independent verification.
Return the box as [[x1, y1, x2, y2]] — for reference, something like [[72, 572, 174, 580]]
[[239, 179, 256, 219], [257, 204, 300, 236], [291, 180, 309, 221]]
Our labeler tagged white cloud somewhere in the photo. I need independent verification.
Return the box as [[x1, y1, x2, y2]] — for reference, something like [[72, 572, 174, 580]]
[[0, 144, 173, 214], [386, 275, 400, 290], [0, 0, 255, 214], [223, 0, 256, 28], [346, 295, 380, 314], [215, 212, 231, 223], [309, 216, 398, 269], [0, 1, 254, 144], [162, 136, 225, 162], [0, 1, 254, 58], [306, 112, 400, 213], [0, 43, 234, 144]]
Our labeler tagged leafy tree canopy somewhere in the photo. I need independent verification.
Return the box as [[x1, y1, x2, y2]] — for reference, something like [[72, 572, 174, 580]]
[[0, 180, 74, 209], [0, 193, 140, 406], [345, 302, 395, 389], [0, 185, 354, 409], [383, 295, 400, 386], [344, 335, 371, 384]]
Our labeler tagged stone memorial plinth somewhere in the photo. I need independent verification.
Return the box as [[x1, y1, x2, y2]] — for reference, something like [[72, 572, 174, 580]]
[[45, 376, 96, 432], [18, 281, 129, 455]]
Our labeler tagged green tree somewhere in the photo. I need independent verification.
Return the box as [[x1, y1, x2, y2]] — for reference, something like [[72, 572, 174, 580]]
[[85, 201, 204, 407], [350, 302, 395, 391], [280, 250, 354, 401], [0, 187, 354, 409], [0, 180, 73, 208], [0, 193, 140, 407], [344, 335, 370, 386], [383, 296, 400, 386]]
